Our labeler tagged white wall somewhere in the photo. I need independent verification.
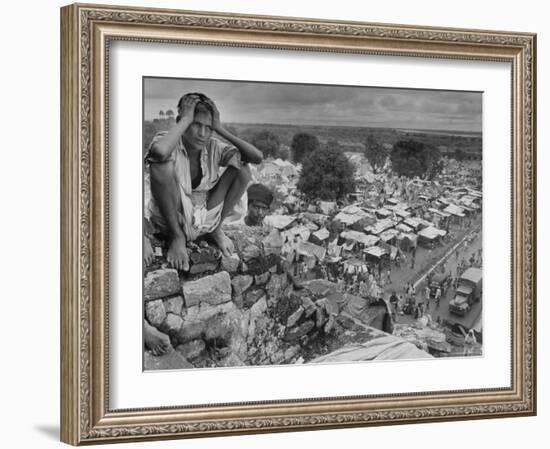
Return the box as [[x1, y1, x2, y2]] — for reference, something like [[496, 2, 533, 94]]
[[0, 1, 545, 448]]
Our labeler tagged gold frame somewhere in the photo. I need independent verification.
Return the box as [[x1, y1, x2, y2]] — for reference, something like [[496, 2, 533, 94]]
[[60, 3, 537, 445]]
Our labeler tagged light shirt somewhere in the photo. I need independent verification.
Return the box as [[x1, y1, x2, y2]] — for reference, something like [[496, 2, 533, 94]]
[[145, 131, 243, 239]]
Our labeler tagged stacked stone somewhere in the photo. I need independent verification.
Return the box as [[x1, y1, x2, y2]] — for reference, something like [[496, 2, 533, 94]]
[[143, 225, 396, 371], [143, 226, 300, 369]]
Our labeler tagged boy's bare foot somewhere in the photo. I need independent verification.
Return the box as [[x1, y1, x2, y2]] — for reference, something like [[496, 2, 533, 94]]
[[166, 234, 189, 271], [144, 236, 154, 267], [144, 320, 172, 356], [210, 227, 234, 256]]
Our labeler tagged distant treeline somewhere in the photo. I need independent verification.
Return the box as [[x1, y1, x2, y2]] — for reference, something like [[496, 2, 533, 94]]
[[143, 119, 481, 158]]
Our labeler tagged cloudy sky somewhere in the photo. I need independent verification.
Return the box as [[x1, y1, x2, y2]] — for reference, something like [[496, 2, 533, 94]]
[[144, 77, 482, 132]]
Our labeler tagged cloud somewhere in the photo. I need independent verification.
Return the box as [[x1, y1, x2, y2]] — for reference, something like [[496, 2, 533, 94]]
[[144, 77, 482, 131]]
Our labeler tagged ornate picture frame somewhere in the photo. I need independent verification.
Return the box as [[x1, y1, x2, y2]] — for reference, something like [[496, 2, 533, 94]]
[[60, 3, 536, 445]]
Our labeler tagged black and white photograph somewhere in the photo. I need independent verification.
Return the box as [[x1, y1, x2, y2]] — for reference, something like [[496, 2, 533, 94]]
[[142, 77, 483, 371]]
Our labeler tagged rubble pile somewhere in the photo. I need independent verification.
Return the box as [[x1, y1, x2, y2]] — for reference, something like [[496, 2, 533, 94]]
[[144, 224, 403, 370]]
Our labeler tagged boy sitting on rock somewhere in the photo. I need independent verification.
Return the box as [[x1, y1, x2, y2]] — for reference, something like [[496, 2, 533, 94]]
[[144, 92, 263, 271]]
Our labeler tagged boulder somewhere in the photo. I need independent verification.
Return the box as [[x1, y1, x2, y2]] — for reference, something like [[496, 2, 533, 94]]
[[315, 307, 327, 328], [203, 314, 233, 342], [232, 294, 244, 309], [187, 247, 219, 274], [243, 253, 279, 276], [262, 229, 284, 256], [221, 254, 240, 273], [163, 296, 184, 315], [176, 339, 206, 361], [286, 306, 304, 327], [244, 288, 267, 309], [145, 299, 166, 328], [316, 293, 341, 316], [300, 296, 317, 318], [189, 246, 219, 265], [248, 295, 268, 336], [144, 350, 193, 371], [254, 271, 271, 286], [144, 269, 180, 301], [182, 271, 232, 307], [160, 313, 184, 336], [186, 301, 237, 324], [324, 315, 336, 334], [231, 275, 253, 296], [189, 262, 219, 275], [283, 320, 315, 343], [242, 244, 261, 261], [265, 273, 288, 304], [219, 353, 245, 368], [175, 321, 205, 344], [284, 345, 301, 361]]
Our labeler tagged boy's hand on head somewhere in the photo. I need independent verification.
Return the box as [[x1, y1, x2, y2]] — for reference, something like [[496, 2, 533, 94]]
[[179, 94, 200, 122], [204, 98, 222, 132]]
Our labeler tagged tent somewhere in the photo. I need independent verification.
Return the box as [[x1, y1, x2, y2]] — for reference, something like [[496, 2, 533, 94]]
[[443, 204, 465, 217], [365, 218, 395, 235], [375, 208, 392, 218], [340, 230, 380, 247], [379, 229, 400, 244], [396, 232, 418, 252], [297, 241, 326, 261], [364, 245, 389, 260], [404, 217, 423, 231], [393, 208, 411, 219], [396, 223, 414, 233], [418, 226, 446, 247], [312, 227, 330, 242]]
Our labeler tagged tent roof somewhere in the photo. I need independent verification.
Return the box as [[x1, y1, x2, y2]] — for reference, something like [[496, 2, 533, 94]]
[[340, 230, 380, 247], [379, 229, 400, 242], [418, 226, 446, 240], [363, 246, 388, 258], [443, 204, 465, 217]]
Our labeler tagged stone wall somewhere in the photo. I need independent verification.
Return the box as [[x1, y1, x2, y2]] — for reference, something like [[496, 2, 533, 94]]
[[144, 226, 397, 370]]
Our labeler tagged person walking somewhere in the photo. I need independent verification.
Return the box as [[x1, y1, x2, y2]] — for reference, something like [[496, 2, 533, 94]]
[[424, 284, 431, 310], [463, 329, 477, 356], [389, 291, 399, 322], [435, 286, 442, 308]]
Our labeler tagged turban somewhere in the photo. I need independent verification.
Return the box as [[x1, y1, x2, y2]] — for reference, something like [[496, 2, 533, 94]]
[[247, 183, 273, 206]]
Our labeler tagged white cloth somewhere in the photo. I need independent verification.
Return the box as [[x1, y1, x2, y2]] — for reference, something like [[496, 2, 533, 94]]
[[145, 132, 244, 239]]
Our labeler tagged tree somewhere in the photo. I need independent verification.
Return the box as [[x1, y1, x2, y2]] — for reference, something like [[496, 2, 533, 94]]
[[290, 132, 320, 164], [364, 134, 388, 173], [159, 110, 165, 120], [278, 146, 290, 161], [297, 140, 356, 201], [390, 140, 441, 179], [454, 148, 466, 161], [165, 109, 175, 121], [251, 130, 280, 159]]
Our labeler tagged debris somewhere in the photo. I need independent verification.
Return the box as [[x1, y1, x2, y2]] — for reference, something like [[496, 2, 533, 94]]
[[182, 271, 232, 307]]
